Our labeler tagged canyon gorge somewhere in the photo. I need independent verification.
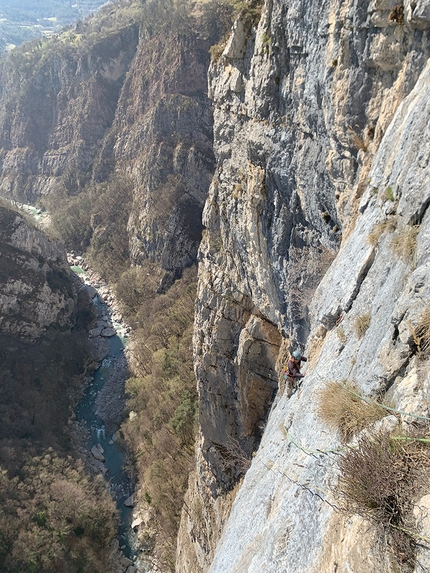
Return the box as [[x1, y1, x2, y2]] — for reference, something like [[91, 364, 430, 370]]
[[0, 1, 429, 572]]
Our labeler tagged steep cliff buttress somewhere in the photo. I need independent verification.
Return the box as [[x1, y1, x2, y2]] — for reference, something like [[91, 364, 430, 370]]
[[178, 1, 430, 571], [0, 204, 75, 339]]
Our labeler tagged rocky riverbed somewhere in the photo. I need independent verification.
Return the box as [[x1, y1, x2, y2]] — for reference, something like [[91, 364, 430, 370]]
[[68, 252, 131, 434], [68, 253, 161, 573]]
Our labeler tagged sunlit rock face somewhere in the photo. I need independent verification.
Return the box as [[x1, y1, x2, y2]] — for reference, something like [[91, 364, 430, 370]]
[[0, 25, 140, 203], [178, 1, 430, 571], [0, 206, 75, 339]]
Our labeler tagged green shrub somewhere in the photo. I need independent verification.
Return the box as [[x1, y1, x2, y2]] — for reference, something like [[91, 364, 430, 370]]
[[384, 185, 395, 202]]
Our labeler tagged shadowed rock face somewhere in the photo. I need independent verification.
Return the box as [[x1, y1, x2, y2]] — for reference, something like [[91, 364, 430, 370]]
[[0, 205, 75, 339], [177, 1, 430, 571]]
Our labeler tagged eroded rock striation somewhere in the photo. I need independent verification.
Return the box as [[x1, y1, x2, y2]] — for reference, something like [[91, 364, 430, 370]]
[[178, 1, 430, 571]]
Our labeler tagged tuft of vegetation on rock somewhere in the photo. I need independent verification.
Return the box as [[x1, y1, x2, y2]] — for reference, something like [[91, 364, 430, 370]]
[[411, 303, 430, 359], [367, 217, 397, 247], [317, 381, 386, 442], [391, 225, 420, 262], [336, 429, 430, 570], [353, 311, 371, 339]]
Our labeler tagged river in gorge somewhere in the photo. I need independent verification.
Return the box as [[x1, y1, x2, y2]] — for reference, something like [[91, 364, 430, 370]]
[[15, 202, 154, 571], [71, 265, 155, 573]]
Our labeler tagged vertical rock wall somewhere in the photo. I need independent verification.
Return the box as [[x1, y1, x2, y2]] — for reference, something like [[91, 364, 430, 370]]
[[204, 55, 430, 573], [0, 11, 217, 286], [178, 0, 430, 571], [105, 31, 215, 287], [0, 205, 76, 339]]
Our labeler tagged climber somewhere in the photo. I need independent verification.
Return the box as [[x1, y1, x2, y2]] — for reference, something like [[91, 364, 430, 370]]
[[284, 349, 307, 395]]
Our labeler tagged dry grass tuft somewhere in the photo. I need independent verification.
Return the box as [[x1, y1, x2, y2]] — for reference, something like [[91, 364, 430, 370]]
[[217, 436, 252, 478], [317, 381, 386, 442], [232, 182, 243, 199], [349, 126, 368, 152], [337, 326, 346, 344], [388, 4, 404, 25], [209, 34, 229, 61], [391, 225, 420, 261], [354, 312, 371, 339], [367, 218, 397, 246], [414, 303, 430, 358], [336, 429, 430, 567]]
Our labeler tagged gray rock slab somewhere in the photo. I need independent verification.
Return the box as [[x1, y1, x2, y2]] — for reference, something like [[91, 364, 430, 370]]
[[91, 445, 105, 463], [101, 327, 116, 337], [124, 495, 134, 507], [88, 327, 102, 337]]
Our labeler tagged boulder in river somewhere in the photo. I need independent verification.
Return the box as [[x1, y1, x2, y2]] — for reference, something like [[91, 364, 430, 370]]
[[131, 517, 143, 529], [84, 285, 98, 299], [89, 327, 102, 337], [101, 327, 116, 337], [91, 444, 105, 462], [124, 495, 135, 507], [90, 337, 109, 361]]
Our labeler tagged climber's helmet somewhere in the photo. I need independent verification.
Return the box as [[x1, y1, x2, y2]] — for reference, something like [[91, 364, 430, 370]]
[[292, 350, 302, 360]]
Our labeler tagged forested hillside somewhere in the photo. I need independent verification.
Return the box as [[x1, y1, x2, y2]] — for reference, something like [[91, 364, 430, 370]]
[[0, 202, 121, 573]]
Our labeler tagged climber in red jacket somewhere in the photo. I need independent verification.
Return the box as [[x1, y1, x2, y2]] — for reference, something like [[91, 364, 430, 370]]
[[284, 349, 307, 395]]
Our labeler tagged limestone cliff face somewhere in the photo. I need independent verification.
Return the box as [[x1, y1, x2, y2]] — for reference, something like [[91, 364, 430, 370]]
[[178, 1, 430, 571], [0, 6, 216, 285], [0, 24, 139, 202], [0, 205, 75, 339], [99, 30, 215, 286]]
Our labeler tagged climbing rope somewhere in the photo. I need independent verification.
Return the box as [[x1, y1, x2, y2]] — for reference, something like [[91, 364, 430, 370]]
[[255, 450, 340, 511], [283, 428, 345, 457]]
